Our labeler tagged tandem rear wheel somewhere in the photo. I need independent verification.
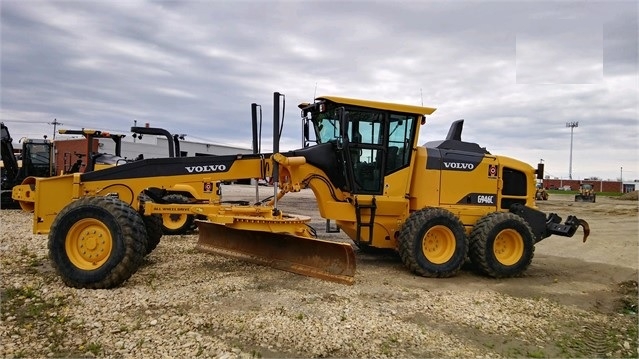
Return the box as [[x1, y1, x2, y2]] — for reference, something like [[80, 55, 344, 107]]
[[161, 193, 195, 235], [398, 207, 468, 278], [142, 214, 163, 254], [469, 212, 535, 278], [48, 196, 148, 289]]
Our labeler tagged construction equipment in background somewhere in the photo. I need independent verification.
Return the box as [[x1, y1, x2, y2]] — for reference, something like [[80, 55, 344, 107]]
[[575, 183, 596, 202], [12, 92, 590, 289], [535, 184, 549, 201], [56, 128, 128, 173], [1, 123, 54, 208]]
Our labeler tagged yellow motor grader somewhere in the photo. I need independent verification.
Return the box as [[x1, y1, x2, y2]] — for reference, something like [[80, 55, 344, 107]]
[[535, 184, 549, 201], [575, 183, 596, 203], [13, 92, 590, 289]]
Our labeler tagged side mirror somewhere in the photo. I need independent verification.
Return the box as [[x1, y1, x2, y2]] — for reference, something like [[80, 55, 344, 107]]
[[536, 163, 544, 180]]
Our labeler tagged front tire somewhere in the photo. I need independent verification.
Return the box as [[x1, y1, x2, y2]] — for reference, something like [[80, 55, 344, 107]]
[[48, 196, 147, 289], [398, 208, 468, 278], [469, 212, 535, 278]]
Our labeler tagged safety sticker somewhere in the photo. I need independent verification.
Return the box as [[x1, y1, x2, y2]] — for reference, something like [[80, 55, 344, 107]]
[[203, 182, 213, 193], [488, 164, 498, 177]]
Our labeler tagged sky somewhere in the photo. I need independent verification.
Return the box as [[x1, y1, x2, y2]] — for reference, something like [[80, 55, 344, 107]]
[[1, 0, 637, 181]]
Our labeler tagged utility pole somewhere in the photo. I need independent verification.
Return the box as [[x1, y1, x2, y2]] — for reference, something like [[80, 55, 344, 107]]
[[621, 166, 623, 193], [48, 118, 63, 140], [566, 121, 578, 179]]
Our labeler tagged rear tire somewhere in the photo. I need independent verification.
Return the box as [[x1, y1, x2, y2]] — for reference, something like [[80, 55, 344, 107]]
[[48, 196, 147, 289], [161, 194, 194, 235], [469, 212, 535, 278], [398, 208, 468, 278]]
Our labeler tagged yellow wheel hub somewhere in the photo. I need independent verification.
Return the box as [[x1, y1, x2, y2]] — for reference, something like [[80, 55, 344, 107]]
[[421, 225, 455, 264], [162, 213, 187, 230], [493, 229, 524, 266], [65, 219, 113, 270]]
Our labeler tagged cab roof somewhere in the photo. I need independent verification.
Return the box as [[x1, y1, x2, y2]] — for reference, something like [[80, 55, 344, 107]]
[[313, 95, 436, 116]]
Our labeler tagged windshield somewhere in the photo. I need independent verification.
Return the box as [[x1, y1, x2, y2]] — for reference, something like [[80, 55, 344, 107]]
[[313, 109, 341, 143], [28, 144, 51, 164]]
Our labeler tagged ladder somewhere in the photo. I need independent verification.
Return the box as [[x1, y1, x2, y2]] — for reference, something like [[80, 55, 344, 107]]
[[355, 197, 376, 245]]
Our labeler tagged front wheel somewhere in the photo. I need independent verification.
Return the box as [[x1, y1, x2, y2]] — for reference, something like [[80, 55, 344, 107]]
[[397, 207, 468, 278], [469, 212, 535, 278], [48, 196, 147, 289]]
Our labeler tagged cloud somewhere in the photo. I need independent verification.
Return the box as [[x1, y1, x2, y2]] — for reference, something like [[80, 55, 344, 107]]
[[1, 0, 636, 180]]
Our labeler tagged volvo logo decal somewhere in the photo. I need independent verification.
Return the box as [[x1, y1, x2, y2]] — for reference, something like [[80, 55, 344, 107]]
[[185, 164, 227, 173], [443, 162, 475, 170]]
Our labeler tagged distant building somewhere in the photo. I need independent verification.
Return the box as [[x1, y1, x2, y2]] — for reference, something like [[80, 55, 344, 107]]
[[98, 135, 252, 160], [622, 181, 637, 193], [542, 178, 635, 193]]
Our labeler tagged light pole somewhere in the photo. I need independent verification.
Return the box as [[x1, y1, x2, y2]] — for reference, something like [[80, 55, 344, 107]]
[[48, 118, 63, 140], [566, 122, 578, 179]]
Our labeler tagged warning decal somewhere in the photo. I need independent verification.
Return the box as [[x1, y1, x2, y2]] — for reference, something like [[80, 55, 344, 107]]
[[488, 164, 498, 177]]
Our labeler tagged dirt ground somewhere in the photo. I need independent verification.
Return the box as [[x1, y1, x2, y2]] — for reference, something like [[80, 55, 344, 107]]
[[1, 187, 637, 358], [259, 188, 639, 313]]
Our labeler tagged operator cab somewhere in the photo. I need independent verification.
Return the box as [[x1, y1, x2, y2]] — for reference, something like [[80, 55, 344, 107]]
[[20, 139, 54, 177], [298, 96, 435, 195]]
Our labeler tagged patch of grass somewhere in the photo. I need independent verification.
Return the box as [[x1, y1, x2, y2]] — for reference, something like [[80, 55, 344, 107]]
[[379, 335, 400, 356], [527, 349, 546, 358], [136, 337, 145, 348], [556, 318, 639, 358], [1, 286, 64, 323], [19, 246, 32, 257], [483, 342, 495, 349], [28, 255, 44, 267], [87, 342, 102, 355], [618, 280, 638, 315], [1, 285, 72, 357], [147, 272, 158, 290], [3, 286, 34, 300], [506, 347, 524, 357], [132, 320, 142, 331], [380, 342, 391, 356], [195, 344, 204, 357]]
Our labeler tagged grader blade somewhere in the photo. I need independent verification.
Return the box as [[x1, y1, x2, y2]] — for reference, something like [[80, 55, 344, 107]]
[[196, 221, 356, 285]]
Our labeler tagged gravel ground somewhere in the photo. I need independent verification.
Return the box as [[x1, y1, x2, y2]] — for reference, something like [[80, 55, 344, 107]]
[[1, 187, 637, 358]]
